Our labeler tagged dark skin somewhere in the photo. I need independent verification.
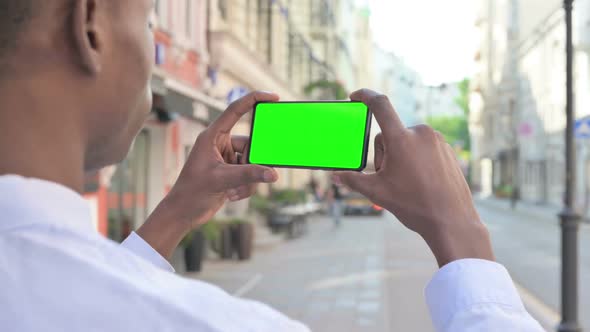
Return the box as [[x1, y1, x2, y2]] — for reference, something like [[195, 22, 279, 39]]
[[0, 0, 279, 259], [0, 0, 156, 190], [138, 92, 281, 258], [0, 1, 494, 267], [337, 89, 494, 268]]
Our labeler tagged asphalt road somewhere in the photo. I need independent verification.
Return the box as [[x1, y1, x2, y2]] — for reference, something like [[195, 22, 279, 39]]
[[476, 201, 590, 329], [190, 202, 589, 331], [193, 213, 438, 332]]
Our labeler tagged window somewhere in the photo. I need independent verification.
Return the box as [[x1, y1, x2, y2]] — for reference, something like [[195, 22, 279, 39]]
[[155, 0, 168, 29], [219, 0, 228, 20], [310, 1, 330, 27], [185, 0, 193, 38]]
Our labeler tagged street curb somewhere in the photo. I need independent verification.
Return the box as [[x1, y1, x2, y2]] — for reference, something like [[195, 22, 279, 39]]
[[474, 197, 559, 224], [475, 198, 563, 331], [515, 282, 560, 331]]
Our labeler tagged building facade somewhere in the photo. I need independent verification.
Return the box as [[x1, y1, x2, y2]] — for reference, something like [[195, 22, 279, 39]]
[[206, 0, 373, 191], [85, 0, 225, 239], [372, 48, 423, 127], [85, 0, 375, 238], [417, 84, 465, 120], [470, 0, 590, 213]]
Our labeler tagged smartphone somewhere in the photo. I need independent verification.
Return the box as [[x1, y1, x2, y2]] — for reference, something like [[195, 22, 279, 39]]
[[248, 101, 371, 171]]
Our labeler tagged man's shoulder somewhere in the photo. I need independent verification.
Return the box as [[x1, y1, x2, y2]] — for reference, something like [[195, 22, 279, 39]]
[[0, 226, 213, 328], [0, 226, 308, 332]]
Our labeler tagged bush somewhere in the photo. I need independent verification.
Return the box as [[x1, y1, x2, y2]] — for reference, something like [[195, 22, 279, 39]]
[[228, 218, 250, 225], [210, 219, 252, 260], [270, 189, 306, 206], [495, 185, 513, 198], [180, 221, 223, 251], [249, 194, 274, 215], [201, 221, 220, 244], [180, 230, 195, 249]]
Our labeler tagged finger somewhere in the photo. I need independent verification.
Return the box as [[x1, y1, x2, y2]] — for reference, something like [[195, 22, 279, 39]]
[[441, 143, 463, 174], [210, 91, 280, 134], [445, 143, 456, 158], [374, 133, 385, 172], [334, 171, 377, 198], [216, 164, 278, 190], [231, 135, 250, 154], [242, 143, 251, 164], [434, 130, 446, 143], [445, 143, 462, 167], [227, 184, 258, 202], [350, 89, 404, 139]]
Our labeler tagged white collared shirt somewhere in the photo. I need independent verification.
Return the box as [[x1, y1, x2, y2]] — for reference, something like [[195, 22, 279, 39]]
[[0, 175, 543, 332]]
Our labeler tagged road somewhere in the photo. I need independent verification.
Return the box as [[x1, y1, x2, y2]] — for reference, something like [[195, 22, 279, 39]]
[[188, 201, 590, 331], [476, 201, 590, 328], [192, 213, 439, 332]]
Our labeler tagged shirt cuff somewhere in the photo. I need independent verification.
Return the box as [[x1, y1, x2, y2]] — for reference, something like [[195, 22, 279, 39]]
[[120, 232, 175, 273], [425, 259, 524, 329]]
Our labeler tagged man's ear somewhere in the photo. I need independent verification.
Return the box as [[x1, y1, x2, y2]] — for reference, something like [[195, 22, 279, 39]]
[[72, 0, 103, 74]]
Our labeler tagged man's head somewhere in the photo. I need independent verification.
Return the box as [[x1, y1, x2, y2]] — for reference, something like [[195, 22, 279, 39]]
[[0, 0, 154, 171]]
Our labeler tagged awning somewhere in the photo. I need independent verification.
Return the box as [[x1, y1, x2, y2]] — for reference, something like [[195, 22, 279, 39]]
[[150, 70, 227, 124]]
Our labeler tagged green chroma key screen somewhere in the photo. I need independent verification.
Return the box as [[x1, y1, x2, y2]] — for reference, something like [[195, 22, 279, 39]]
[[249, 102, 371, 170]]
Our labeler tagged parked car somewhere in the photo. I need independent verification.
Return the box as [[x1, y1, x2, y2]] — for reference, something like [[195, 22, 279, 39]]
[[343, 192, 383, 216]]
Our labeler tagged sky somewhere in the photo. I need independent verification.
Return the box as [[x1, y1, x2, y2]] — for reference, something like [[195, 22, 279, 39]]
[[365, 0, 480, 86]]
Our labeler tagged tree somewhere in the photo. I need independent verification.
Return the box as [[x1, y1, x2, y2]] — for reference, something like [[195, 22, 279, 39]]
[[427, 78, 471, 151], [426, 115, 470, 151], [303, 80, 348, 100], [454, 78, 470, 117]]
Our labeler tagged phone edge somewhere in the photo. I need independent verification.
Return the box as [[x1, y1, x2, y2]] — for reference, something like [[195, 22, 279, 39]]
[[247, 101, 371, 172]]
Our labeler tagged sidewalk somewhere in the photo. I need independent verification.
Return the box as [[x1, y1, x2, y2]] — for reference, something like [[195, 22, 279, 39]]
[[475, 197, 590, 330], [475, 194, 562, 224], [181, 207, 570, 331], [171, 217, 285, 273], [186, 214, 438, 332]]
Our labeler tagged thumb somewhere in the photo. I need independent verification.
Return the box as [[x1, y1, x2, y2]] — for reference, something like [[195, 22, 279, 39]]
[[335, 172, 375, 196], [217, 164, 278, 190]]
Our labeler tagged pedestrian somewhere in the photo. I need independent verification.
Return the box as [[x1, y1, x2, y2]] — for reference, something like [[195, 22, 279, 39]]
[[328, 181, 344, 227], [308, 176, 321, 202], [0, 1, 543, 331], [510, 185, 520, 209]]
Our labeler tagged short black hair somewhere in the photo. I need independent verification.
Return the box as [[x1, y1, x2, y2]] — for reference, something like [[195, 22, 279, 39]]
[[0, 0, 33, 59]]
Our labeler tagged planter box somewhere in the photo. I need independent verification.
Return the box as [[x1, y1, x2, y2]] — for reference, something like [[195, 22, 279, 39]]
[[232, 223, 254, 260], [184, 231, 205, 272]]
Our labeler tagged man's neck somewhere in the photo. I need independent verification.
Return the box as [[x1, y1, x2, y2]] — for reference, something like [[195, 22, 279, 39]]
[[0, 86, 87, 193]]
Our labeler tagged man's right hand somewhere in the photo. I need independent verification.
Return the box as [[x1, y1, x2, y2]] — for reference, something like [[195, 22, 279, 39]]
[[137, 91, 280, 259], [337, 89, 495, 268]]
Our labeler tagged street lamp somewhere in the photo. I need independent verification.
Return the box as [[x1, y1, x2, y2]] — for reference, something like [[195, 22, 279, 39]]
[[558, 0, 582, 331]]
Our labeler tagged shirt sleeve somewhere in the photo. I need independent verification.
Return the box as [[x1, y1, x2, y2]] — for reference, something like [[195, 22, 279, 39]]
[[120, 232, 175, 273], [425, 259, 545, 332]]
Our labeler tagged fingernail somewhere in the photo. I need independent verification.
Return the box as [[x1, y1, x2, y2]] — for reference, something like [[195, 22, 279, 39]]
[[263, 170, 276, 182]]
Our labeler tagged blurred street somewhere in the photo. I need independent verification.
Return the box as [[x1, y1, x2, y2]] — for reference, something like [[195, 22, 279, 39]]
[[184, 200, 589, 332], [476, 198, 590, 329], [72, 0, 590, 329], [190, 213, 438, 332], [1, 0, 590, 329]]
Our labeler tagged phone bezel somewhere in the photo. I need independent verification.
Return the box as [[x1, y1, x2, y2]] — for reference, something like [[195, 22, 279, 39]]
[[247, 101, 372, 172]]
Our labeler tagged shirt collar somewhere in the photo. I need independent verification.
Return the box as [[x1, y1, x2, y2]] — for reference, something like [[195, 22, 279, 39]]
[[0, 175, 94, 234]]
